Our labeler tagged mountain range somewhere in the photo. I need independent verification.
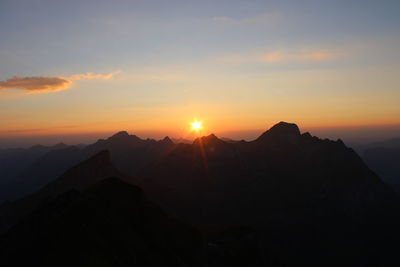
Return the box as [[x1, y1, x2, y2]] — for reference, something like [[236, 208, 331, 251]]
[[0, 122, 399, 266]]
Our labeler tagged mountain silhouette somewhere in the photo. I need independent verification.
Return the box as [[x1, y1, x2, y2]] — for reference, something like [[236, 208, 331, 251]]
[[256, 121, 301, 144], [1, 122, 395, 226], [0, 131, 176, 201], [0, 150, 130, 233], [137, 122, 394, 224], [1, 122, 399, 266]]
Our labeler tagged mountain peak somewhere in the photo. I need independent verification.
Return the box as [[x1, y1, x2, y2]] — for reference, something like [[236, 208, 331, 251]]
[[110, 131, 130, 138], [269, 121, 300, 135], [257, 121, 301, 144], [194, 133, 222, 145], [160, 136, 174, 145], [205, 133, 218, 140], [107, 131, 142, 144]]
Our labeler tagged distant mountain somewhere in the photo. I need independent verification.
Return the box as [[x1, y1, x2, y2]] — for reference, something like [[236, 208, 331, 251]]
[[0, 177, 203, 267], [0, 143, 69, 182], [362, 143, 400, 192], [0, 131, 175, 201], [363, 137, 400, 149], [171, 137, 193, 144], [220, 137, 240, 143], [0, 143, 72, 201]]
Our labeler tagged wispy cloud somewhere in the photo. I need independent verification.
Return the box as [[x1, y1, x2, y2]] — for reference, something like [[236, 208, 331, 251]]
[[222, 49, 341, 64], [262, 50, 337, 63], [0, 125, 79, 134], [68, 70, 121, 81], [0, 71, 120, 94]]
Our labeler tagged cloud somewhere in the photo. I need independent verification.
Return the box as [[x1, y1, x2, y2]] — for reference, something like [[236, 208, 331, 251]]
[[222, 49, 340, 64], [0, 76, 71, 93], [262, 50, 337, 63], [68, 70, 121, 81], [0, 71, 120, 94]]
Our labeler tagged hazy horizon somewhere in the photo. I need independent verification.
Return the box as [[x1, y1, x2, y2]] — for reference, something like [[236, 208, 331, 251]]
[[1, 122, 400, 149]]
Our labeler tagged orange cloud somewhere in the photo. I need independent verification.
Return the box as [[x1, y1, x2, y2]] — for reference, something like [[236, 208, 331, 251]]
[[222, 49, 339, 64], [68, 70, 121, 81], [0, 76, 71, 93], [262, 50, 337, 63], [0, 71, 120, 94]]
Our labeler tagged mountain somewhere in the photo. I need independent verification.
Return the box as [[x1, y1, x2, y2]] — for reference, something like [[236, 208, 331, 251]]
[[0, 177, 203, 267], [171, 137, 193, 144], [362, 142, 400, 192], [0, 150, 129, 233], [138, 122, 394, 224], [0, 131, 175, 202], [135, 122, 399, 265], [0, 143, 71, 201], [84, 131, 175, 176], [0, 150, 263, 267], [2, 122, 395, 225], [363, 137, 400, 149], [1, 122, 399, 266]]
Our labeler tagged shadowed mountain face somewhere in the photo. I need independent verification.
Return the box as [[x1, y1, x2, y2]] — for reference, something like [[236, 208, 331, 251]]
[[0, 177, 203, 267], [0, 150, 131, 232], [0, 143, 72, 201]]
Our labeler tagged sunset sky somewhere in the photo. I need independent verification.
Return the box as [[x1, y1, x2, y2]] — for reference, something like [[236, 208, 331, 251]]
[[1, 0, 400, 146]]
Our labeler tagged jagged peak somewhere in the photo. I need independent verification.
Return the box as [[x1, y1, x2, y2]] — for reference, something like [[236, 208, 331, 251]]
[[107, 131, 142, 143], [160, 136, 174, 145], [193, 133, 223, 145]]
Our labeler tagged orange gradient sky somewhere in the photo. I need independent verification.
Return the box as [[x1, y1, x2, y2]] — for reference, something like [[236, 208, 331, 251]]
[[1, 1, 400, 145]]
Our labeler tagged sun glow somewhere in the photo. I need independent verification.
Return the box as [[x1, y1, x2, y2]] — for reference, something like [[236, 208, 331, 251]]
[[190, 120, 203, 133]]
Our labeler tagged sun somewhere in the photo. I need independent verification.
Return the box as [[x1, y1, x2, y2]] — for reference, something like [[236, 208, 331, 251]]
[[190, 120, 203, 132]]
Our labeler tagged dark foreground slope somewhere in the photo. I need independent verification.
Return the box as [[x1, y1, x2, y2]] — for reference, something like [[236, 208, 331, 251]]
[[0, 177, 203, 267]]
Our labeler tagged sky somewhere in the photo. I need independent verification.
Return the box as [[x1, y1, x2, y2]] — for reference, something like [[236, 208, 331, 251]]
[[1, 0, 400, 146]]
